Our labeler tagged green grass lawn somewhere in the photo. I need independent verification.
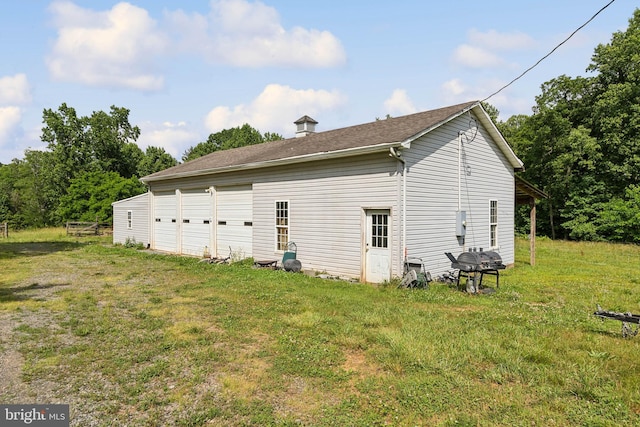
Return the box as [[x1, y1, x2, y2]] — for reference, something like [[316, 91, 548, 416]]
[[1, 229, 639, 426]]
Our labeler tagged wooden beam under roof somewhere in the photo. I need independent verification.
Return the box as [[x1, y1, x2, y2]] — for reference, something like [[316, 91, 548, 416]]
[[515, 176, 548, 266]]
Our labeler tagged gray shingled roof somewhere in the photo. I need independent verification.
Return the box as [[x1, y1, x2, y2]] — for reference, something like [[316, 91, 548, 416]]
[[142, 100, 520, 182]]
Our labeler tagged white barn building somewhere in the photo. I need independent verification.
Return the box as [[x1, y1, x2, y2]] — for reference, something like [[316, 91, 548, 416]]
[[113, 101, 524, 283], [112, 192, 150, 247]]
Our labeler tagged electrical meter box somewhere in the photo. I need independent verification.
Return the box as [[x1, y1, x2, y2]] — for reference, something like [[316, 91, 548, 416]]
[[456, 211, 466, 237]]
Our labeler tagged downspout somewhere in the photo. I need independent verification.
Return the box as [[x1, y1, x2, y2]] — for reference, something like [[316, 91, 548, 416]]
[[389, 147, 406, 268], [458, 131, 462, 211]]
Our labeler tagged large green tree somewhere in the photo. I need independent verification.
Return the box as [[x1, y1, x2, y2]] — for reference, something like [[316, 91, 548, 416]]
[[0, 159, 43, 228], [56, 171, 146, 224], [594, 184, 640, 243], [41, 104, 142, 194], [84, 107, 143, 178], [182, 124, 282, 162], [0, 104, 178, 228], [587, 9, 640, 195], [504, 8, 640, 241], [137, 146, 178, 177]]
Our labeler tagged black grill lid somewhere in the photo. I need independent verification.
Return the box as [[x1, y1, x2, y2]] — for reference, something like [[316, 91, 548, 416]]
[[445, 251, 505, 272]]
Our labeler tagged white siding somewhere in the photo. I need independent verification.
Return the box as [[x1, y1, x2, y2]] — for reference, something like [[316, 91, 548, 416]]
[[404, 112, 515, 277], [146, 153, 401, 281], [112, 193, 150, 246], [252, 154, 400, 281]]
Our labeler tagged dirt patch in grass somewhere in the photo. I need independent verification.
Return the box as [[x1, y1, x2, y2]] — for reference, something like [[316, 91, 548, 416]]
[[342, 349, 384, 379], [0, 251, 117, 425], [273, 376, 332, 424], [0, 290, 73, 405], [0, 312, 30, 400]]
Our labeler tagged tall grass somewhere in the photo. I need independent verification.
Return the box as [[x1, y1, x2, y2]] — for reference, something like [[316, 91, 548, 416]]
[[1, 227, 111, 244], [1, 232, 639, 426]]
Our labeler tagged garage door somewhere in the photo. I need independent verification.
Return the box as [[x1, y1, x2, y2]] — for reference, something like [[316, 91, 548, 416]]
[[181, 189, 212, 256], [153, 191, 177, 252], [216, 185, 252, 258]]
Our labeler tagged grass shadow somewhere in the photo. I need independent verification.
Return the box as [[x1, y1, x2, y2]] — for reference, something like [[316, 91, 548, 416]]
[[0, 282, 71, 303], [0, 241, 84, 260]]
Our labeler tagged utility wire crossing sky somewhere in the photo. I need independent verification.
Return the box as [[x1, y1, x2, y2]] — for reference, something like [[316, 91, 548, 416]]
[[0, 0, 636, 164]]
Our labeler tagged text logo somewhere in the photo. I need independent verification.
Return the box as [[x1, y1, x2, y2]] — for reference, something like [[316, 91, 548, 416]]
[[1, 405, 69, 426]]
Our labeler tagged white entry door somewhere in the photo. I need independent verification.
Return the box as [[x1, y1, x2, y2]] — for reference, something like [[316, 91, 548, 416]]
[[365, 210, 391, 283]]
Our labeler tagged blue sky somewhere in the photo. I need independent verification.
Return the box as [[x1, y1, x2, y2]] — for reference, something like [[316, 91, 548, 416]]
[[0, 0, 636, 164]]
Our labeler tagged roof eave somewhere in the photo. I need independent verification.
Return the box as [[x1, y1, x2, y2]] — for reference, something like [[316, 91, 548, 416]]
[[515, 175, 548, 200], [399, 102, 524, 170], [401, 101, 479, 146], [111, 191, 150, 206], [140, 142, 403, 183]]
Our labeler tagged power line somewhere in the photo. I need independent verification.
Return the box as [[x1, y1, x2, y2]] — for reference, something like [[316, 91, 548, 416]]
[[482, 0, 617, 103]]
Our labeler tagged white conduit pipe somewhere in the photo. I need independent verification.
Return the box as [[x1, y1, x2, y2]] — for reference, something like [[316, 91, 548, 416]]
[[458, 132, 462, 212], [389, 147, 406, 262]]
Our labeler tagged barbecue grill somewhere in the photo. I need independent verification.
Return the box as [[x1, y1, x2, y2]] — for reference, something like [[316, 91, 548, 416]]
[[445, 250, 506, 293]]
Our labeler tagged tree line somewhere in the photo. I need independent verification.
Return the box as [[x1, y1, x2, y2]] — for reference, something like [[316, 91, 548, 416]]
[[498, 8, 640, 243], [1, 8, 639, 243], [0, 104, 280, 228]]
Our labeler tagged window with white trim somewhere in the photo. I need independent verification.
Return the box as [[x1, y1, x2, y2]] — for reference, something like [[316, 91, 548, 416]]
[[127, 210, 133, 229], [490, 200, 498, 247], [275, 201, 289, 251]]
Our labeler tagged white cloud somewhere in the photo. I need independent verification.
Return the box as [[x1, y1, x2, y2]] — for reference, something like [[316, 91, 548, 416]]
[[166, 0, 346, 68], [45, 0, 345, 91], [0, 74, 32, 105], [205, 84, 347, 136], [0, 73, 32, 161], [137, 121, 201, 161], [440, 78, 531, 120], [0, 116, 45, 164], [46, 1, 167, 91], [467, 29, 535, 51], [441, 79, 468, 98], [0, 107, 22, 138], [0, 106, 24, 160], [451, 29, 535, 70], [212, 0, 281, 35], [383, 89, 417, 116], [452, 44, 506, 69]]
